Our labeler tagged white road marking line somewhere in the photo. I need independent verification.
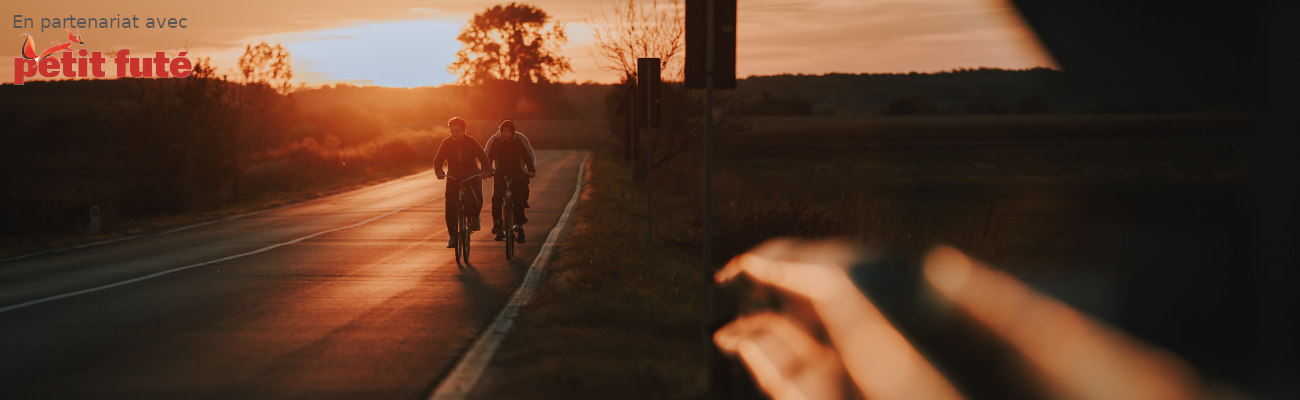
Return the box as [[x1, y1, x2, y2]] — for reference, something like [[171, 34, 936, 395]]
[[0, 211, 265, 264], [0, 194, 444, 315], [429, 151, 590, 400], [0, 169, 441, 265]]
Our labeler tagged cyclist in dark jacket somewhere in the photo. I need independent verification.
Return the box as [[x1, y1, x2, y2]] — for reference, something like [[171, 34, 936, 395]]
[[483, 118, 537, 243], [434, 117, 491, 248]]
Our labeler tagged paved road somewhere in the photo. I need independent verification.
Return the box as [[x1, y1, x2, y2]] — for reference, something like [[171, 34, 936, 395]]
[[0, 150, 588, 399]]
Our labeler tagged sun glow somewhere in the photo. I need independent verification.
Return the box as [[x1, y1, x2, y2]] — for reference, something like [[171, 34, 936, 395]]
[[263, 19, 464, 87]]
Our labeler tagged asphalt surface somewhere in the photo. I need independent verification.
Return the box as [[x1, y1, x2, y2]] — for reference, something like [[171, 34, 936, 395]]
[[0, 150, 588, 399]]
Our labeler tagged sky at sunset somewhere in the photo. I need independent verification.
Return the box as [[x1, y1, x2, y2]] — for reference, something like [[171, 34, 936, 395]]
[[5, 0, 1056, 87]]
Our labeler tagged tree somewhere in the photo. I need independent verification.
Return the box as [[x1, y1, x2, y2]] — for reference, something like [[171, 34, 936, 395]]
[[238, 42, 293, 94], [449, 3, 572, 85], [588, 0, 684, 81]]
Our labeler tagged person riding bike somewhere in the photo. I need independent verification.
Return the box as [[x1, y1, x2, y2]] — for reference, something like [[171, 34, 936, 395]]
[[434, 117, 492, 248], [483, 118, 537, 243]]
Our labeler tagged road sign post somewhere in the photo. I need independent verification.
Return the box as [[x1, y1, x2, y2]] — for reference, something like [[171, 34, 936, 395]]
[[614, 81, 635, 162]]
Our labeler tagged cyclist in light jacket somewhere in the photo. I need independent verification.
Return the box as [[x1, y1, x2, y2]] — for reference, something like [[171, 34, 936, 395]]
[[483, 118, 537, 243]]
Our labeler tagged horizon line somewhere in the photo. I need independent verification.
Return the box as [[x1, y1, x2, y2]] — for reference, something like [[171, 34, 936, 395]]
[[3, 65, 1064, 90]]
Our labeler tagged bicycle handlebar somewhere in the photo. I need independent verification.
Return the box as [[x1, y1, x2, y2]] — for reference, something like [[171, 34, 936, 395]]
[[443, 170, 533, 182], [444, 171, 488, 182]]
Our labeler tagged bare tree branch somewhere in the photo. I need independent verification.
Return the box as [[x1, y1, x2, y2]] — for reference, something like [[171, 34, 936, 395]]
[[587, 0, 685, 82]]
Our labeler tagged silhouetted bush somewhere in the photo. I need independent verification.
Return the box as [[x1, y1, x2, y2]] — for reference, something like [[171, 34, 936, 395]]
[[881, 96, 940, 115], [730, 67, 1209, 116], [1017, 95, 1052, 114], [964, 99, 1012, 114], [739, 90, 814, 116], [0, 79, 451, 238]]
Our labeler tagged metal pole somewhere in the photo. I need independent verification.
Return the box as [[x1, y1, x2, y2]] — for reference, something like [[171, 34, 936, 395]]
[[647, 123, 654, 245], [626, 85, 635, 164], [701, 0, 715, 352], [645, 65, 654, 245]]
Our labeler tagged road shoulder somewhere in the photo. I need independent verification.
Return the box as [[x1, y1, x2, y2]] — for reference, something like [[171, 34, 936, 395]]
[[458, 152, 707, 399]]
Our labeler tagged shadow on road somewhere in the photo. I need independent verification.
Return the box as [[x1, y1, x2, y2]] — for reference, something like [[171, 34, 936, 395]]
[[453, 261, 507, 316]]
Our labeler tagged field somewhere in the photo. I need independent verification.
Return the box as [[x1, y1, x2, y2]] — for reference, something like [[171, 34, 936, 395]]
[[704, 114, 1254, 385], [710, 114, 1247, 270]]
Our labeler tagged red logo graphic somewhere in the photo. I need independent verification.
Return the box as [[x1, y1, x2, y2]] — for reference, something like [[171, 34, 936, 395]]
[[12, 30, 193, 85], [20, 29, 84, 63]]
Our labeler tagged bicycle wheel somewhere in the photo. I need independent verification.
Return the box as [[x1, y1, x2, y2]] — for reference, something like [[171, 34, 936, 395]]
[[453, 205, 462, 263], [460, 204, 471, 262], [504, 191, 514, 259]]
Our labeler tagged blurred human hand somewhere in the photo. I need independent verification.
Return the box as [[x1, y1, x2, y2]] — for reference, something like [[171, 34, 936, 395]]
[[715, 239, 1206, 400], [715, 239, 962, 400]]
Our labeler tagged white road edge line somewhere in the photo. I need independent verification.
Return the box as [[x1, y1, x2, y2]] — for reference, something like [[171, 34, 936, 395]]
[[0, 195, 444, 315], [428, 152, 590, 400], [0, 169, 440, 264]]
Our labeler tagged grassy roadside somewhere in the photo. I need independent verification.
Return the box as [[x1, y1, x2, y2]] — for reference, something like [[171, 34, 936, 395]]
[[466, 150, 708, 399], [0, 166, 429, 260]]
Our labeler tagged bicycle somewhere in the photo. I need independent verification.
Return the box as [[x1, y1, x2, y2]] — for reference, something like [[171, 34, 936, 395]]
[[446, 172, 485, 265], [498, 172, 533, 260]]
